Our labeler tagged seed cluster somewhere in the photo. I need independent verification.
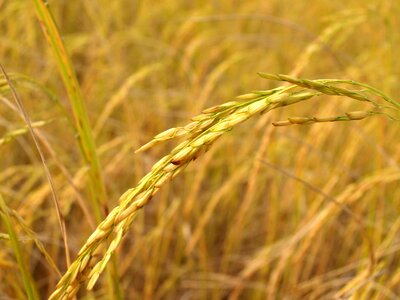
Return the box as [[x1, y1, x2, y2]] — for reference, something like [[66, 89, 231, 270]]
[[272, 110, 373, 126], [49, 74, 398, 299]]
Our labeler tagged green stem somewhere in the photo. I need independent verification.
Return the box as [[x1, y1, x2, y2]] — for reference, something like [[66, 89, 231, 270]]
[[31, 0, 123, 298], [0, 194, 40, 300]]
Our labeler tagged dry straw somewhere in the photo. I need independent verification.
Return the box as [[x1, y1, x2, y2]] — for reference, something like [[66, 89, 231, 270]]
[[49, 74, 399, 299]]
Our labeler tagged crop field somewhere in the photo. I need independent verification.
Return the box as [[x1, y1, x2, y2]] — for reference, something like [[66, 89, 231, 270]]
[[1, 0, 400, 299]]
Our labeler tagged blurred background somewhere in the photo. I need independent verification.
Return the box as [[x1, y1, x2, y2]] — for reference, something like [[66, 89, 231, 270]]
[[1, 0, 400, 299]]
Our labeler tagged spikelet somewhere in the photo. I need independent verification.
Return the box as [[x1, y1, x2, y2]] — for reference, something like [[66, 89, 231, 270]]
[[49, 74, 399, 299]]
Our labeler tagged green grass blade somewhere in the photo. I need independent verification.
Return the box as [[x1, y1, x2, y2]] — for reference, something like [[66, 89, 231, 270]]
[[0, 194, 40, 300], [31, 1, 123, 298], [31, 0, 107, 220]]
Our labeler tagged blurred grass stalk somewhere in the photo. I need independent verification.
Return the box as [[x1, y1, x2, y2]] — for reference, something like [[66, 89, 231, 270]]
[[0, 193, 40, 300], [31, 0, 122, 298]]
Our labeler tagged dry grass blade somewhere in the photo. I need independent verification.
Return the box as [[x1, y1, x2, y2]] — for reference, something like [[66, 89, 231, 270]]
[[7, 208, 61, 276], [258, 159, 376, 273], [0, 120, 52, 146], [0, 64, 71, 267], [228, 168, 400, 299]]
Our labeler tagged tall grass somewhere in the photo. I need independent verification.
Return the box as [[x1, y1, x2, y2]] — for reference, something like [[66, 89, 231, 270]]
[[0, 193, 40, 300], [1, 1, 400, 299], [32, 0, 122, 298]]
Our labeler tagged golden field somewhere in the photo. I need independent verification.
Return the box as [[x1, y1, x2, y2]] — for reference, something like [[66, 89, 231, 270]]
[[1, 0, 400, 299]]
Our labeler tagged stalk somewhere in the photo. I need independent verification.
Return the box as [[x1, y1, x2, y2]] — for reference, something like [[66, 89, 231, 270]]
[[31, 1, 122, 298]]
